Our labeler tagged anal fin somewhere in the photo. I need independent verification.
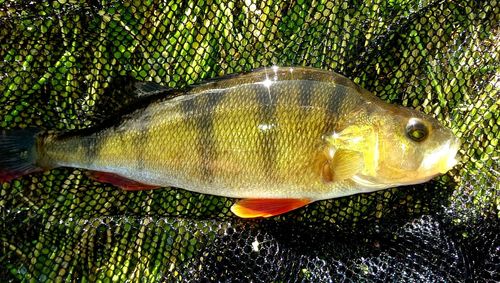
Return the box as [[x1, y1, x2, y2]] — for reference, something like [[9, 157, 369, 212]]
[[87, 171, 161, 191], [230, 198, 311, 218]]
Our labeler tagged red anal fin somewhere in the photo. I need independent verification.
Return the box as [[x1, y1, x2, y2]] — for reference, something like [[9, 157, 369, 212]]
[[87, 171, 161, 191], [230, 198, 312, 218]]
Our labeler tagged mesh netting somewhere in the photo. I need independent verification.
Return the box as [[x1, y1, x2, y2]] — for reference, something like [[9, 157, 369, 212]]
[[1, 0, 499, 281]]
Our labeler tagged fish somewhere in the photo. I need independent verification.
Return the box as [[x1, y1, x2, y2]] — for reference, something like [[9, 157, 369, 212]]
[[0, 66, 460, 218]]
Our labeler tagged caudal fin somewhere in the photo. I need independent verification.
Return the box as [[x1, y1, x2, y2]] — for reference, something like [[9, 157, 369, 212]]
[[0, 129, 43, 182]]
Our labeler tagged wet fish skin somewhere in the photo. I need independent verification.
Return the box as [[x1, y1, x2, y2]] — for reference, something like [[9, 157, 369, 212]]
[[0, 67, 460, 217], [34, 67, 459, 200]]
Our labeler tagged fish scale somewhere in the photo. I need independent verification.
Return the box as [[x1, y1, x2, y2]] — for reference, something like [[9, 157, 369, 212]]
[[0, 67, 460, 217]]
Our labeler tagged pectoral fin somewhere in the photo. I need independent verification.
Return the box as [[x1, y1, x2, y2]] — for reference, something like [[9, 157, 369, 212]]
[[330, 149, 364, 181], [230, 198, 312, 218], [87, 171, 161, 191], [315, 149, 364, 183]]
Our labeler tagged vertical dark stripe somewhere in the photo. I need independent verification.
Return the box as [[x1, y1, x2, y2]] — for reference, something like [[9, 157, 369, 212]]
[[197, 93, 223, 182], [298, 80, 313, 108], [327, 85, 348, 115], [181, 92, 223, 182], [133, 108, 151, 171], [325, 84, 350, 132], [180, 97, 198, 174], [255, 84, 278, 182], [83, 134, 101, 166], [298, 80, 317, 126], [51, 130, 99, 166], [298, 81, 324, 145]]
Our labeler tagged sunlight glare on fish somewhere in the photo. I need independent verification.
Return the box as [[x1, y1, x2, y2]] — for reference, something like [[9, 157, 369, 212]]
[[258, 123, 275, 132], [262, 77, 273, 88], [260, 69, 274, 104]]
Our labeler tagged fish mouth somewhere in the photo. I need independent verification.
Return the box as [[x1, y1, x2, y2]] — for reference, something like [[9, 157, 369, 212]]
[[419, 135, 461, 175], [438, 136, 461, 174]]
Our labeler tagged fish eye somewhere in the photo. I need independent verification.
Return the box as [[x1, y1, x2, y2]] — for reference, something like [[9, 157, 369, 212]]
[[406, 118, 428, 142]]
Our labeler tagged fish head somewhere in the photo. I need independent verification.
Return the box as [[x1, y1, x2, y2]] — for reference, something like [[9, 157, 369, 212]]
[[355, 105, 460, 188]]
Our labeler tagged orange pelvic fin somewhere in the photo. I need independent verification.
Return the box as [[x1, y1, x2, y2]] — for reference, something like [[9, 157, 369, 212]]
[[230, 198, 312, 218], [87, 171, 161, 191]]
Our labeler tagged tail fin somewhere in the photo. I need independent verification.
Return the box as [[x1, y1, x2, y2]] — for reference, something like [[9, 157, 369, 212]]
[[0, 129, 43, 182]]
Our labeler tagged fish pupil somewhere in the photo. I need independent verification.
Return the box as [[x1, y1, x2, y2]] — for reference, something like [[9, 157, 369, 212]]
[[406, 119, 428, 142]]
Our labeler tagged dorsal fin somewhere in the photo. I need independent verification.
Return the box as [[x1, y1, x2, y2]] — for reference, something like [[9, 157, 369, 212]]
[[133, 81, 172, 97], [85, 76, 178, 125]]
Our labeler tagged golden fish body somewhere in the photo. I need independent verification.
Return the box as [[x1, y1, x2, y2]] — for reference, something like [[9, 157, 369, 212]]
[[0, 67, 460, 217], [35, 67, 459, 201]]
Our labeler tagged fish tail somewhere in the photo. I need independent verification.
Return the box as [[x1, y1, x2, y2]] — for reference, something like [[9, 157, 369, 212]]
[[0, 129, 43, 182]]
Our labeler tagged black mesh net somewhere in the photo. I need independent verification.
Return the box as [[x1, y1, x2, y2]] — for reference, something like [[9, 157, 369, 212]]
[[1, 0, 498, 281]]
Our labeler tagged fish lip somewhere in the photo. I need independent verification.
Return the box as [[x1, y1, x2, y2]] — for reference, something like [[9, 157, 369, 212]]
[[440, 136, 461, 173], [419, 134, 461, 175]]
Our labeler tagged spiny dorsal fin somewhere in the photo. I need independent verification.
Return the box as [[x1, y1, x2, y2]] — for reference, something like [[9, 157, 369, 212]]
[[133, 81, 172, 97], [85, 76, 177, 125]]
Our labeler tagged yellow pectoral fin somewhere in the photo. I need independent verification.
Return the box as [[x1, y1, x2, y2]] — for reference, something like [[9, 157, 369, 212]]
[[331, 149, 364, 181], [315, 148, 364, 183]]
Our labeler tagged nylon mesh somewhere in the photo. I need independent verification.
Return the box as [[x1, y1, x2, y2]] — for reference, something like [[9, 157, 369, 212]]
[[1, 0, 498, 281]]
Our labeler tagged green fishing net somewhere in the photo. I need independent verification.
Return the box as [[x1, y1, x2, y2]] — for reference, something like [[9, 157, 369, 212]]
[[1, 0, 498, 281]]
